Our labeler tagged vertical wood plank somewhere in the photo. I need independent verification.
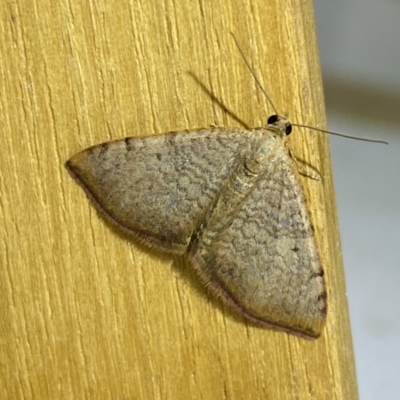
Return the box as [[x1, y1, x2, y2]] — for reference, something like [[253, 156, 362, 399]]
[[0, 0, 358, 398]]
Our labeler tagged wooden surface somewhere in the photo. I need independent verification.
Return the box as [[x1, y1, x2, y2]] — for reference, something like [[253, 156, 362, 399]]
[[0, 0, 358, 399]]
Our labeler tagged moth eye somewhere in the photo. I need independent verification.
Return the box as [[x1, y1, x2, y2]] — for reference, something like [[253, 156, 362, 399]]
[[285, 125, 292, 135], [267, 115, 278, 125]]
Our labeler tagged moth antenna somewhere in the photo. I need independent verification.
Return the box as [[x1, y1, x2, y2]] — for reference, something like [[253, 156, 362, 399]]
[[292, 123, 388, 144], [231, 33, 388, 145], [230, 33, 278, 115]]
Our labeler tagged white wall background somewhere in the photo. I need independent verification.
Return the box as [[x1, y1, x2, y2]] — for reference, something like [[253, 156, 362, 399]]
[[314, 1, 400, 399]]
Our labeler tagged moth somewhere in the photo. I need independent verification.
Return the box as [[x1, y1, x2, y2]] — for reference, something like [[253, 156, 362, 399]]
[[66, 113, 327, 339]]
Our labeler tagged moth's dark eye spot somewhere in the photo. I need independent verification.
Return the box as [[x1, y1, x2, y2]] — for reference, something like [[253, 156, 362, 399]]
[[267, 115, 278, 125], [285, 124, 292, 135]]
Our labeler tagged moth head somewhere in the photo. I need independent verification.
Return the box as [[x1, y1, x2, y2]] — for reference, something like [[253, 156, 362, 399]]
[[267, 114, 292, 136]]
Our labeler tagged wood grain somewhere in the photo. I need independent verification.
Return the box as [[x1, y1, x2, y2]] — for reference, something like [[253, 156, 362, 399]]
[[0, 0, 358, 398]]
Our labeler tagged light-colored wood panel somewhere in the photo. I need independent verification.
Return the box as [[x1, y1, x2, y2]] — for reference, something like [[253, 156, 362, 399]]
[[0, 0, 358, 398]]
